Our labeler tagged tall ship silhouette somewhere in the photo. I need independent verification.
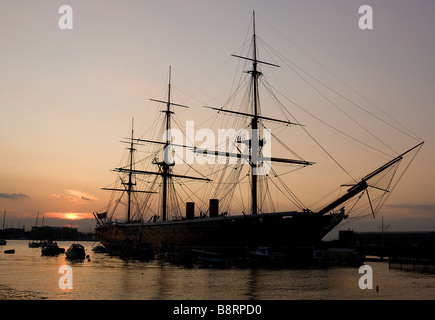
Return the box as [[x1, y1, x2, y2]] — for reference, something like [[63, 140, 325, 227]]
[[94, 12, 423, 257]]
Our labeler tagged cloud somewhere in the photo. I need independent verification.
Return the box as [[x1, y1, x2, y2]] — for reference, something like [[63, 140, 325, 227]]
[[66, 189, 98, 201], [387, 204, 435, 212], [50, 189, 98, 203], [385, 204, 435, 219], [0, 193, 29, 199]]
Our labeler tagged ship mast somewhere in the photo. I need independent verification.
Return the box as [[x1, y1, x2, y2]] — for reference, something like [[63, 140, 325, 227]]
[[161, 66, 173, 221], [102, 119, 157, 223], [125, 67, 211, 222], [202, 11, 313, 215], [250, 11, 260, 214], [108, 69, 175, 222], [240, 11, 278, 214], [126, 120, 135, 222]]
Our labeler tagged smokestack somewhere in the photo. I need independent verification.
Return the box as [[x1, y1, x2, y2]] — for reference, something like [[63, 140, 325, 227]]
[[209, 199, 219, 217], [186, 202, 195, 219]]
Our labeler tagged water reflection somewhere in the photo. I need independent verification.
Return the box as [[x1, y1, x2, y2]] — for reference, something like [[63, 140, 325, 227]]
[[154, 261, 172, 299], [1, 240, 435, 300]]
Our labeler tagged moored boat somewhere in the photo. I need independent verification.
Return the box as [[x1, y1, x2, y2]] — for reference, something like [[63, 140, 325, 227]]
[[65, 243, 86, 260], [41, 240, 64, 256], [28, 240, 40, 248], [91, 244, 106, 253]]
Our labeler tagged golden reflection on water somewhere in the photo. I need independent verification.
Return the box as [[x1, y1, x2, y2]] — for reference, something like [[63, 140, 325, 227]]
[[1, 240, 435, 300]]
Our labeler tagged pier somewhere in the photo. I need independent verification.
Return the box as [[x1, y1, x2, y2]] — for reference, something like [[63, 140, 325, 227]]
[[337, 230, 435, 270]]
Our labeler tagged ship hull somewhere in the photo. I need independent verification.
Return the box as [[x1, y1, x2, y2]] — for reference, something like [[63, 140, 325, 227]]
[[95, 211, 345, 256]]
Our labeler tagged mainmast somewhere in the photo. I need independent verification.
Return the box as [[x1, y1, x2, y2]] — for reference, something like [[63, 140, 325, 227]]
[[203, 11, 312, 215], [161, 66, 173, 221], [250, 11, 260, 215]]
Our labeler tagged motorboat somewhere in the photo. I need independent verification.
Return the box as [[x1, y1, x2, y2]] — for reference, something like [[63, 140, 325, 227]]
[[65, 243, 86, 260], [91, 244, 106, 253], [28, 240, 40, 248], [41, 240, 64, 256]]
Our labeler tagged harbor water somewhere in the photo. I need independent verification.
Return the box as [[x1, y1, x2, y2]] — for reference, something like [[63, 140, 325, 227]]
[[1, 240, 435, 300]]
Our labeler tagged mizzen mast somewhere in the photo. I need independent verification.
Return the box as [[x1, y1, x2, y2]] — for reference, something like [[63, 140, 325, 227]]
[[102, 119, 156, 223]]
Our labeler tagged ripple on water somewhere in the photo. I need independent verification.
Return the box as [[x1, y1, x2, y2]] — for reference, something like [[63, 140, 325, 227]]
[[0, 284, 48, 300]]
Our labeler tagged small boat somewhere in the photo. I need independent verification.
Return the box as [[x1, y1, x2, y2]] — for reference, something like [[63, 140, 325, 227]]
[[193, 249, 231, 268], [198, 255, 231, 268], [0, 239, 6, 245], [65, 243, 86, 260], [28, 240, 40, 248], [248, 246, 294, 266], [91, 244, 106, 253], [312, 248, 365, 266], [4, 249, 15, 254], [39, 240, 48, 248], [158, 248, 193, 265], [41, 240, 64, 256]]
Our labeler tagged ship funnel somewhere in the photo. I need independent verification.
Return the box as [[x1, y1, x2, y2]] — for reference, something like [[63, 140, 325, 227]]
[[209, 199, 219, 217], [186, 202, 195, 219]]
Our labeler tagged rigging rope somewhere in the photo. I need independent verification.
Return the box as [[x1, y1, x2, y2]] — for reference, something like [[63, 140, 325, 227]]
[[256, 14, 423, 143]]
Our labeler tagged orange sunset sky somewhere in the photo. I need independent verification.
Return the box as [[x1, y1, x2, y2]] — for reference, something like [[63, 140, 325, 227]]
[[0, 0, 434, 236]]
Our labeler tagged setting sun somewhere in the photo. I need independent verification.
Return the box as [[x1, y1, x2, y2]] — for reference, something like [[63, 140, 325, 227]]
[[65, 213, 79, 220], [41, 212, 92, 223]]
